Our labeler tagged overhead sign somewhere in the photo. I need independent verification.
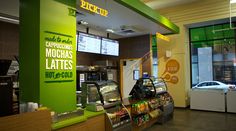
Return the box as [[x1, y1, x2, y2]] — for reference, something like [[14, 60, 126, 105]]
[[156, 32, 170, 42], [80, 0, 109, 17]]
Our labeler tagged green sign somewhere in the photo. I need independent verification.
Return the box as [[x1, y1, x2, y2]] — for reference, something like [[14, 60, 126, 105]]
[[20, 0, 76, 113], [44, 31, 74, 83]]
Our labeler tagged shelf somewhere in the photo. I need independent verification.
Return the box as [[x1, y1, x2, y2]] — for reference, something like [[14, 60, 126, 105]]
[[132, 111, 149, 116], [156, 91, 168, 95], [132, 116, 158, 129], [112, 119, 131, 128]]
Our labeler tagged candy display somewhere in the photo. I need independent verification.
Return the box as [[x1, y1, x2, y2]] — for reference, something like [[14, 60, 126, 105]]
[[148, 98, 160, 109], [82, 81, 132, 131], [149, 109, 161, 118], [133, 114, 150, 126], [131, 101, 149, 115], [128, 77, 174, 128], [158, 93, 172, 106], [107, 107, 131, 128]]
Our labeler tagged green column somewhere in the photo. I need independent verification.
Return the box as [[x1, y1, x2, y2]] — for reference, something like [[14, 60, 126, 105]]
[[20, 0, 77, 113]]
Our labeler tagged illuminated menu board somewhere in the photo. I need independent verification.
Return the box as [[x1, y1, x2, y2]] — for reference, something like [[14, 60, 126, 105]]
[[77, 33, 101, 54], [101, 38, 119, 56]]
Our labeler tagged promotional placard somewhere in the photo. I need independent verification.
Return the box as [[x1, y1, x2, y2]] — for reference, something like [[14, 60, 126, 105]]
[[44, 31, 74, 83]]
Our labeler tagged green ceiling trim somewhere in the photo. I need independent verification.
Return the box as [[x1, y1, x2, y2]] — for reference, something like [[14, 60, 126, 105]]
[[114, 0, 179, 34]]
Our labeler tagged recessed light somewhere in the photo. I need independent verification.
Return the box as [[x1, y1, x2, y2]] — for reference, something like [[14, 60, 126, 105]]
[[106, 29, 114, 33], [0, 16, 19, 23], [230, 0, 236, 4], [80, 20, 88, 25]]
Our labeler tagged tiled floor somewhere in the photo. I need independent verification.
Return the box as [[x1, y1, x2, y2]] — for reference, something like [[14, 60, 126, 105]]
[[147, 109, 236, 131]]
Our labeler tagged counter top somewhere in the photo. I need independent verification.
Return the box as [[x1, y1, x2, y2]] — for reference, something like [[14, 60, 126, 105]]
[[52, 115, 87, 130], [51, 110, 105, 130], [84, 110, 105, 118]]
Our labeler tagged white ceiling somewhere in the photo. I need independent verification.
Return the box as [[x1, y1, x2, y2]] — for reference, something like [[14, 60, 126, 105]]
[[141, 0, 198, 10], [0, 0, 177, 38], [76, 0, 172, 38]]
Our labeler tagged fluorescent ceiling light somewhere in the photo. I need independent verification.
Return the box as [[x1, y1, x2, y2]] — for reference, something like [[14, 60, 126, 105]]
[[0, 16, 19, 23], [80, 20, 88, 25], [106, 29, 114, 33], [230, 0, 236, 4]]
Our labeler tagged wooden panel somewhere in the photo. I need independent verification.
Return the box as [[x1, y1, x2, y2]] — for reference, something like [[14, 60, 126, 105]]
[[118, 35, 151, 75], [118, 35, 150, 59], [76, 52, 119, 66], [86, 114, 105, 131], [0, 21, 19, 60], [0, 110, 52, 131], [56, 121, 87, 131], [142, 57, 152, 75]]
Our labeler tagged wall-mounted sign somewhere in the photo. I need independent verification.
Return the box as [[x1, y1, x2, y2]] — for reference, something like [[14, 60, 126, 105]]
[[80, 0, 108, 17], [156, 32, 170, 42], [44, 31, 74, 83], [162, 59, 180, 84], [20, 0, 76, 113]]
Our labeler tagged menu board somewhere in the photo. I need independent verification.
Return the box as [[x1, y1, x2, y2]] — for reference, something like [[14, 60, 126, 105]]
[[77, 33, 101, 54], [101, 38, 119, 56]]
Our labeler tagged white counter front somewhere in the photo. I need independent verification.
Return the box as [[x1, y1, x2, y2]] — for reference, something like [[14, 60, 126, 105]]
[[190, 89, 226, 112], [227, 90, 236, 113]]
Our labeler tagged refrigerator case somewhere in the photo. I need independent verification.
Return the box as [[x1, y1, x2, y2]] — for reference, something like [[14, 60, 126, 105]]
[[81, 81, 121, 106], [129, 78, 174, 125], [81, 81, 132, 131], [81, 82, 103, 107], [129, 78, 156, 100], [152, 78, 167, 93], [105, 104, 132, 131], [152, 78, 174, 124], [99, 81, 121, 106]]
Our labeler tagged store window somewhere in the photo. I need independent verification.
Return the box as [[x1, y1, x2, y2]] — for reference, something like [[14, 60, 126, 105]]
[[152, 36, 158, 78], [190, 23, 236, 87]]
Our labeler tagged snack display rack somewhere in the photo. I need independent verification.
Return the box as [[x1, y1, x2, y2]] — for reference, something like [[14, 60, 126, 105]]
[[125, 77, 174, 130]]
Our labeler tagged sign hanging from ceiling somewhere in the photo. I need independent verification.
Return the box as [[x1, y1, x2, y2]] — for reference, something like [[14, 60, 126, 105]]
[[156, 32, 170, 42], [80, 0, 109, 17]]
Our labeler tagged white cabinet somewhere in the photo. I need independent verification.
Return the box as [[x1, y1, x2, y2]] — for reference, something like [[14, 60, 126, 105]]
[[190, 89, 226, 112], [227, 90, 236, 113]]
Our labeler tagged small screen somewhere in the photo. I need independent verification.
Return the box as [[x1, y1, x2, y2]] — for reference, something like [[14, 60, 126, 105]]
[[101, 38, 119, 56], [77, 33, 101, 54], [133, 70, 139, 80]]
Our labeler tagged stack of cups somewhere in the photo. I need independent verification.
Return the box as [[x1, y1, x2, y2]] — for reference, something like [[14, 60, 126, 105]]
[[20, 102, 39, 113], [27, 102, 38, 112]]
